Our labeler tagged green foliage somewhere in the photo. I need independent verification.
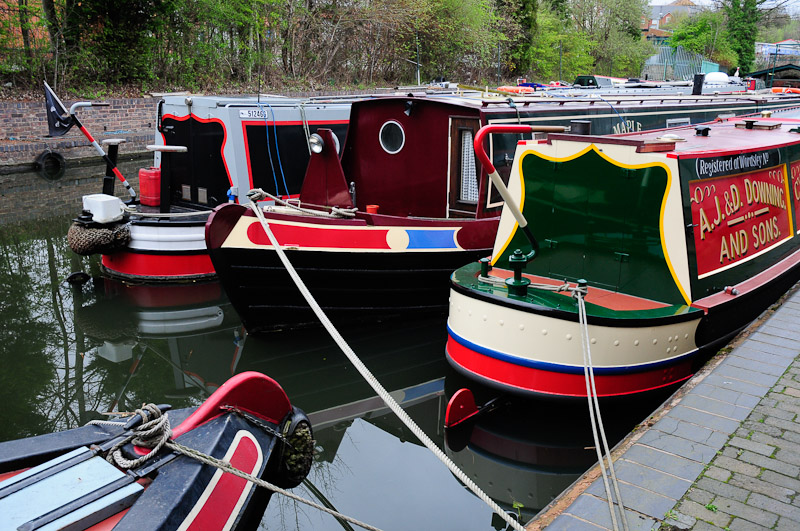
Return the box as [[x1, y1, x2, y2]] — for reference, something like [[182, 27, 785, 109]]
[[570, 0, 654, 77], [723, 0, 759, 73], [524, 8, 595, 82], [0, 0, 653, 91], [669, 11, 737, 68]]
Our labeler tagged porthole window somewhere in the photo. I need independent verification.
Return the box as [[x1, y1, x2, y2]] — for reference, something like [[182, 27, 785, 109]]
[[379, 120, 405, 154]]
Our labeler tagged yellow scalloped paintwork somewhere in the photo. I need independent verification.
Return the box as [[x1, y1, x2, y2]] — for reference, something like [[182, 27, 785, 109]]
[[492, 143, 691, 306]]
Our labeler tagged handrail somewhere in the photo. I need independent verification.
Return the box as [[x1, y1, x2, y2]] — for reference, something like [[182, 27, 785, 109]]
[[473, 124, 564, 260]]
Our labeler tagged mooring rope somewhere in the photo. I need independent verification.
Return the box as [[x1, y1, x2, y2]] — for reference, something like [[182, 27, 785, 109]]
[[246, 191, 526, 531], [88, 405, 385, 531], [299, 102, 312, 156], [164, 440, 384, 531], [249, 188, 357, 218], [574, 288, 629, 531], [121, 205, 212, 218]]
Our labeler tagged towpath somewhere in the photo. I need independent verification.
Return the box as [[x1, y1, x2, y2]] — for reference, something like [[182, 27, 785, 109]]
[[527, 286, 800, 531]]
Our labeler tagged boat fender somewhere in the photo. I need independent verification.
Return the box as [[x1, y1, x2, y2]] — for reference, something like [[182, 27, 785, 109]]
[[34, 151, 66, 181], [67, 221, 131, 256], [272, 406, 314, 489], [227, 187, 237, 203]]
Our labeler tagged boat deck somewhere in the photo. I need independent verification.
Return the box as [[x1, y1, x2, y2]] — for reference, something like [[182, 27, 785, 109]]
[[530, 284, 800, 530]]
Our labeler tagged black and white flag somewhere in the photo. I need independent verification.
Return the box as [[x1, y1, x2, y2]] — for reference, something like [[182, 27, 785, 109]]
[[43, 81, 74, 137]]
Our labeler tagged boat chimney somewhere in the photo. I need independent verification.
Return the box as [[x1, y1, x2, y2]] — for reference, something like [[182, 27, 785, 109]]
[[570, 120, 591, 135], [692, 74, 705, 96]]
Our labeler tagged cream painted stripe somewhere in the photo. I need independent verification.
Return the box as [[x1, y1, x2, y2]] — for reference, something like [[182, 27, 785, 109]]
[[177, 430, 264, 531], [449, 290, 700, 368], [698, 233, 794, 279]]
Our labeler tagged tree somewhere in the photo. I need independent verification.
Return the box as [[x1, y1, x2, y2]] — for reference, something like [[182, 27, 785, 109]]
[[722, 0, 759, 73], [570, 0, 653, 77], [526, 7, 595, 81], [669, 10, 738, 69]]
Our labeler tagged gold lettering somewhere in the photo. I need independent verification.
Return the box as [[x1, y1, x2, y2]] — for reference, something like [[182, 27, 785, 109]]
[[745, 178, 753, 204], [699, 208, 712, 240], [719, 237, 730, 263]]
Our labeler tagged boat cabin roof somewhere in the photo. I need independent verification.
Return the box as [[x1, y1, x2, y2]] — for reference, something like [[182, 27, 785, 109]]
[[545, 116, 800, 157]]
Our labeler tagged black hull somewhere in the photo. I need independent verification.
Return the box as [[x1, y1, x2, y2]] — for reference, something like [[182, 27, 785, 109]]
[[211, 246, 491, 332]]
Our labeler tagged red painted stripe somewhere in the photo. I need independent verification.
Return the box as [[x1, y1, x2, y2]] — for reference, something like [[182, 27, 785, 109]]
[[102, 277, 222, 307], [185, 435, 260, 530], [240, 119, 349, 127], [78, 124, 96, 143], [446, 335, 693, 398], [101, 251, 215, 278], [246, 220, 391, 249], [162, 113, 232, 189]]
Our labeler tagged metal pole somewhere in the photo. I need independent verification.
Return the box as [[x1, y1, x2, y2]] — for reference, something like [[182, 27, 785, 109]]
[[559, 41, 562, 81], [416, 31, 421, 86], [497, 43, 501, 83]]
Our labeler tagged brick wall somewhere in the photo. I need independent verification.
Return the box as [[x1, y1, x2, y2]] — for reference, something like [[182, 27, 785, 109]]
[[0, 97, 158, 165], [0, 157, 145, 225]]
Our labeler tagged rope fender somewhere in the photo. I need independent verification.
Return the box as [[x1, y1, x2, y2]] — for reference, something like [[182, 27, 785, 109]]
[[67, 222, 130, 256]]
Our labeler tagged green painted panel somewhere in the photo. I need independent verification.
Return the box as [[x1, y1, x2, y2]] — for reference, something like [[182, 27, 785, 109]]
[[451, 262, 700, 320], [495, 149, 685, 304]]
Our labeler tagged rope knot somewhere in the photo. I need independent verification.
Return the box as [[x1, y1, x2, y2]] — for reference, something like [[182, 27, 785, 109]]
[[247, 188, 268, 202], [106, 403, 172, 469]]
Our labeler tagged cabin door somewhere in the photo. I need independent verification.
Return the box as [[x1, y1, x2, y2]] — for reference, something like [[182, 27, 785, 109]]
[[448, 118, 481, 217]]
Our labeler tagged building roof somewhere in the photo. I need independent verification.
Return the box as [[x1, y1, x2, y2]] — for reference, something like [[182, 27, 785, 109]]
[[747, 63, 800, 78]]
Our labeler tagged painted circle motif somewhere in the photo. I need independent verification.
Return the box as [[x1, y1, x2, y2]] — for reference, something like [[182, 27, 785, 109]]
[[379, 120, 405, 154], [385, 228, 410, 250]]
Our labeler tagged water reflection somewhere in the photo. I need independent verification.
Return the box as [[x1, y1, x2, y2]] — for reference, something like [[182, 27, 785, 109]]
[[0, 215, 671, 530]]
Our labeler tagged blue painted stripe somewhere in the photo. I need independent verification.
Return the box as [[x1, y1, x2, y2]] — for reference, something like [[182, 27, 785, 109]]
[[406, 229, 457, 249], [446, 323, 699, 375]]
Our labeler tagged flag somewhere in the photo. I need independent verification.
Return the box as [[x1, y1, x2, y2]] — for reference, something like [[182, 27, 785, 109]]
[[43, 81, 74, 137]]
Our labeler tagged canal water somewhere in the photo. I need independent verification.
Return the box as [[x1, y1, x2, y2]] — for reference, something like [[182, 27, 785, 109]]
[[0, 164, 674, 530]]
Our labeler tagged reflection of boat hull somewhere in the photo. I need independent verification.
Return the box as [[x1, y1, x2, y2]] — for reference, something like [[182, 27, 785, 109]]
[[448, 118, 800, 399], [0, 372, 311, 531]]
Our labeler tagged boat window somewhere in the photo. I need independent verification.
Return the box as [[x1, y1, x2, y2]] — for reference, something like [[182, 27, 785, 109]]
[[666, 118, 691, 128], [379, 120, 405, 154], [459, 130, 478, 202]]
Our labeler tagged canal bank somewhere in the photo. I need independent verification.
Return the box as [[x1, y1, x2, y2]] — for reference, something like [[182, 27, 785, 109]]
[[528, 284, 800, 530]]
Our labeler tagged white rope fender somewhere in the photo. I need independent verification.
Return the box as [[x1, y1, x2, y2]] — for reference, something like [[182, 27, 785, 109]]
[[574, 289, 629, 531], [246, 199, 527, 531]]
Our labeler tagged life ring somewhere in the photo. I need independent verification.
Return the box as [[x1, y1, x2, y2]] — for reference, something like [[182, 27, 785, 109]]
[[771, 87, 800, 94], [34, 151, 66, 181], [497, 85, 536, 94]]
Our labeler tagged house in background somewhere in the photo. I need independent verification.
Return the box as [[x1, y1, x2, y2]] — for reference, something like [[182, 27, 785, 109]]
[[641, 0, 701, 31]]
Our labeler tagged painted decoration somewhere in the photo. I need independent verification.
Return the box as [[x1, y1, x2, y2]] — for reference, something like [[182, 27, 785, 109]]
[[690, 157, 793, 278]]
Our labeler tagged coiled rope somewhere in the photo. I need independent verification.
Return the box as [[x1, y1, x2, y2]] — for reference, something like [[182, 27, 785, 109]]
[[574, 287, 629, 531], [88, 405, 385, 531], [246, 191, 526, 531], [248, 188, 357, 218]]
